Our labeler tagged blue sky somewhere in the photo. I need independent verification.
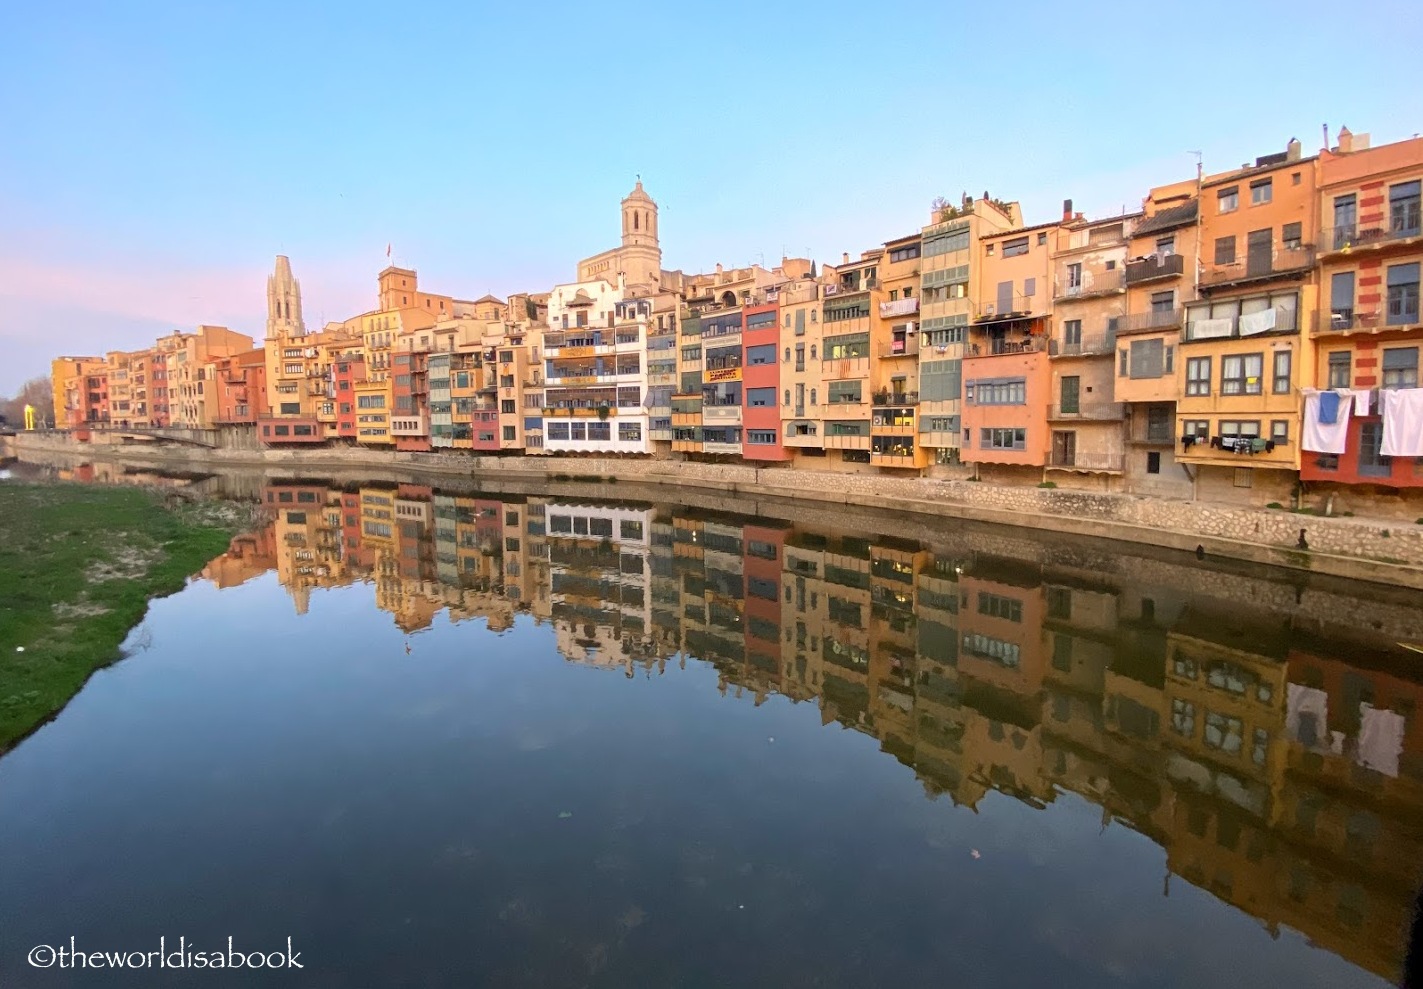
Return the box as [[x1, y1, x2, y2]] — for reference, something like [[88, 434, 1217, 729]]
[[2, 0, 1420, 393]]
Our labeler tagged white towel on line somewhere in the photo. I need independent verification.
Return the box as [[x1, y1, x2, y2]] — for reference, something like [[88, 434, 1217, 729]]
[[1302, 391, 1351, 454], [1380, 387, 1423, 457]]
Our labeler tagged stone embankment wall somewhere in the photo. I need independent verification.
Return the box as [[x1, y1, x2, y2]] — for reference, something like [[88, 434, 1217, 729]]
[[15, 432, 1423, 586]]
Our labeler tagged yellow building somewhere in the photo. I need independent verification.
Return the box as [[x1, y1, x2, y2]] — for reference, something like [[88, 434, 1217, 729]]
[[51, 356, 105, 429], [871, 234, 931, 470]]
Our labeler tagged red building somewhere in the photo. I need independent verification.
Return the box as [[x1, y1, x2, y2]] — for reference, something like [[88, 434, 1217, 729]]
[[741, 302, 790, 461], [333, 356, 366, 443], [392, 350, 432, 452], [1303, 133, 1423, 491], [213, 349, 269, 425], [742, 523, 787, 680]]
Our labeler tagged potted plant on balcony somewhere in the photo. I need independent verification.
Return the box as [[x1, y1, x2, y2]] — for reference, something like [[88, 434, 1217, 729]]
[[596, 403, 611, 422]]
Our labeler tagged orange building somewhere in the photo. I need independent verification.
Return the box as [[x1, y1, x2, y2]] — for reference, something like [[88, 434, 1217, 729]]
[[963, 220, 1061, 479], [1178, 140, 1319, 504]]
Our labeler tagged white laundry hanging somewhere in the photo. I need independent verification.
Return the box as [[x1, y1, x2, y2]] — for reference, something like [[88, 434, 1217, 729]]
[[1380, 387, 1423, 457], [1302, 390, 1351, 454]]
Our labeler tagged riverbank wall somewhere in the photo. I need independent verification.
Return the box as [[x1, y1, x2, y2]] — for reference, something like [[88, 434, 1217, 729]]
[[15, 431, 1423, 588]]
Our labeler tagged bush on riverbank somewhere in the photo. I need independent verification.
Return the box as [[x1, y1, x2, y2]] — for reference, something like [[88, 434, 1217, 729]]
[[0, 483, 240, 752]]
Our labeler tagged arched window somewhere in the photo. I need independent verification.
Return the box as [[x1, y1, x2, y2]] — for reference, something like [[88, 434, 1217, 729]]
[[810, 311, 817, 322], [784, 347, 791, 362], [810, 345, 817, 360], [633, 211, 639, 230], [783, 389, 790, 406], [784, 313, 791, 327], [810, 388, 817, 405]]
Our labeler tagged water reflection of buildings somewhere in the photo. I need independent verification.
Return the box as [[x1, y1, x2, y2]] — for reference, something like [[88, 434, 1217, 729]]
[[206, 481, 1423, 984]]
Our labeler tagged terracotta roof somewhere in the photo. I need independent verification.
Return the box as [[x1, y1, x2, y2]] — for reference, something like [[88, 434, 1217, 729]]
[[1133, 200, 1198, 237]]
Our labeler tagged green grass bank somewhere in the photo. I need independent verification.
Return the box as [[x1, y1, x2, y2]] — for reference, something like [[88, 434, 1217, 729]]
[[0, 482, 243, 752]]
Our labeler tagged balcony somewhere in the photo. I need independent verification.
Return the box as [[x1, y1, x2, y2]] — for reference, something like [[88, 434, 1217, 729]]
[[1125, 253, 1186, 285], [966, 337, 1045, 357], [1314, 302, 1422, 335], [1319, 217, 1423, 257], [1048, 402, 1125, 421], [1048, 451, 1125, 472], [1118, 309, 1184, 336], [879, 338, 920, 359], [974, 296, 1041, 323], [1184, 305, 1298, 341], [1200, 246, 1315, 290], [1049, 333, 1115, 358], [872, 390, 919, 407], [1053, 267, 1125, 301], [879, 297, 920, 318]]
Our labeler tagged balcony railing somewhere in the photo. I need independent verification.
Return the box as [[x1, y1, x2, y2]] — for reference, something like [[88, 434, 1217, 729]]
[[1184, 305, 1298, 340], [879, 338, 920, 358], [1125, 253, 1186, 285], [1048, 402, 1125, 420], [872, 391, 919, 407], [1049, 333, 1115, 357], [1320, 216, 1423, 255], [1053, 267, 1125, 300], [966, 337, 1046, 357], [1200, 246, 1315, 289], [1314, 302, 1423, 334], [974, 295, 1042, 322], [879, 297, 920, 318], [1118, 309, 1184, 335], [1048, 451, 1125, 472]]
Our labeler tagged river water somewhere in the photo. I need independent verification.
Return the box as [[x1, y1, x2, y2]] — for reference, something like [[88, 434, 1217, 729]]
[[2, 468, 1421, 987]]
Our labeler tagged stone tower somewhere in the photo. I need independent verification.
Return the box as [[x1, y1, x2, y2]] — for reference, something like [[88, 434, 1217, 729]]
[[617, 181, 662, 292], [266, 255, 306, 339], [621, 179, 658, 248]]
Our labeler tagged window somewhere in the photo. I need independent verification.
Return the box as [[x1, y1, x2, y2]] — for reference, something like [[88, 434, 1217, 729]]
[[1067, 263, 1083, 289], [967, 378, 1026, 405], [1387, 263, 1420, 326], [1156, 235, 1176, 256], [280, 402, 300, 415], [1221, 353, 1263, 395], [1250, 178, 1273, 205], [889, 242, 920, 263], [1382, 347, 1419, 389], [1037, 232, 1048, 245], [827, 381, 862, 403], [783, 389, 791, 407], [746, 387, 776, 407], [587, 421, 611, 441], [978, 592, 1023, 622], [502, 425, 516, 441], [747, 344, 776, 365], [501, 399, 516, 413], [1186, 356, 1211, 396], [1205, 711, 1244, 754], [1129, 339, 1165, 379], [810, 345, 817, 360], [1271, 420, 1289, 445], [1024, 277, 1036, 297], [783, 347, 790, 363], [1002, 236, 1029, 257], [1147, 451, 1161, 474], [1171, 698, 1196, 737], [810, 388, 817, 405], [1282, 221, 1302, 249], [1327, 351, 1351, 389], [1272, 350, 1292, 394], [1330, 271, 1356, 328], [795, 343, 805, 370], [747, 430, 776, 444], [1233, 468, 1253, 488], [1392, 180, 1421, 236], [1151, 290, 1175, 313], [1218, 186, 1239, 213], [618, 422, 641, 441], [1359, 421, 1391, 476], [1214, 236, 1236, 264], [1219, 420, 1261, 440], [1182, 419, 1210, 439], [1119, 348, 1128, 375], [1063, 319, 1082, 345], [981, 427, 1026, 450]]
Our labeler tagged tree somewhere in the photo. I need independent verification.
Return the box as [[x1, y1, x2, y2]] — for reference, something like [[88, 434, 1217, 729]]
[[1, 376, 53, 427]]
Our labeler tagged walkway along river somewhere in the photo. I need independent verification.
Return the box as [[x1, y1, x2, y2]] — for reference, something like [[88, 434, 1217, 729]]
[[1, 464, 1420, 987]]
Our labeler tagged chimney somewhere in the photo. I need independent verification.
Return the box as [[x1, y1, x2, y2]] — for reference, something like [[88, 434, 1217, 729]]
[[1062, 199, 1073, 222], [1286, 137, 1301, 161], [842, 252, 850, 264], [715, 263, 723, 274], [1338, 126, 1353, 154]]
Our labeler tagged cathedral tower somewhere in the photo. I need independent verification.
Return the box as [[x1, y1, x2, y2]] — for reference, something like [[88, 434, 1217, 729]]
[[266, 255, 306, 339], [621, 180, 658, 249]]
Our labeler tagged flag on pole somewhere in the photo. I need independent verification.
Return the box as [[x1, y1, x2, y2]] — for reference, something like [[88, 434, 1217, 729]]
[[386, 243, 392, 258]]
